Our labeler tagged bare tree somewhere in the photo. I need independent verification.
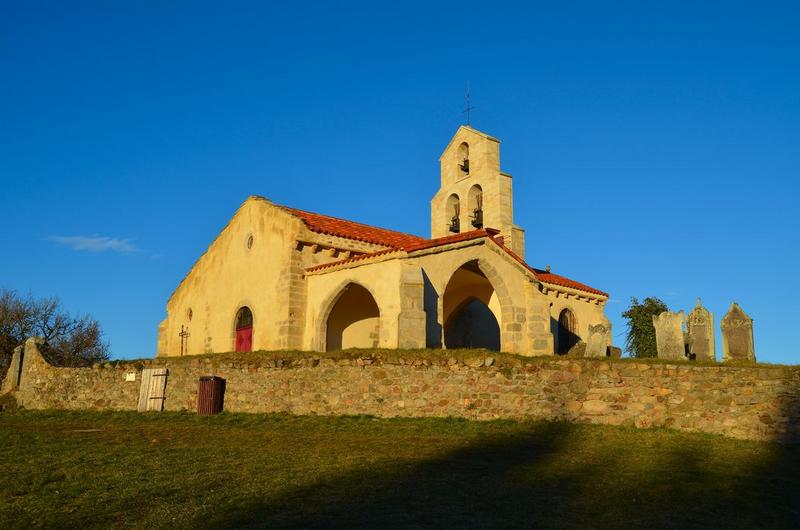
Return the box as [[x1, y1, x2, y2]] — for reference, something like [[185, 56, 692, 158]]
[[0, 289, 110, 377]]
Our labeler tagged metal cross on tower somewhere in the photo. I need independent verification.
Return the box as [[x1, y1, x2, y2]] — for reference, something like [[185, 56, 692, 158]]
[[178, 325, 190, 356], [463, 83, 475, 126]]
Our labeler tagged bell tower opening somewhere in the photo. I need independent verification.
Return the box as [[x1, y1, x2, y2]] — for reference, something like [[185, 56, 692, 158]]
[[430, 126, 526, 257], [446, 193, 461, 233], [468, 184, 483, 229], [457, 142, 469, 174]]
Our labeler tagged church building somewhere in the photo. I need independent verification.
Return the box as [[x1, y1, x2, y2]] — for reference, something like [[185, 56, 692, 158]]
[[157, 126, 610, 357]]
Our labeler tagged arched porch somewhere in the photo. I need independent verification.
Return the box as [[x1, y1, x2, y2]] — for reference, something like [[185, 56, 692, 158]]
[[321, 282, 381, 351], [441, 259, 511, 351]]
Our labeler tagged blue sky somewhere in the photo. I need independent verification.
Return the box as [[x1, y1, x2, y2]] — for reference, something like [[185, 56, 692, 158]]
[[1, 1, 798, 363]]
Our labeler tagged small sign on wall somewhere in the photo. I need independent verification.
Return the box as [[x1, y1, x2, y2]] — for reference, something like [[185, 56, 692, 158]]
[[125, 372, 137, 382]]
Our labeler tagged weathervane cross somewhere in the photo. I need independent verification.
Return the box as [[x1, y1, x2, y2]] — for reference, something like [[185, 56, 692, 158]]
[[463, 83, 475, 126]]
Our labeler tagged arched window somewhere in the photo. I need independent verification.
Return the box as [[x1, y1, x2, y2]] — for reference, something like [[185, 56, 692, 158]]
[[446, 193, 461, 233], [235, 306, 253, 352], [457, 142, 469, 174], [557, 308, 579, 354], [468, 185, 483, 229]]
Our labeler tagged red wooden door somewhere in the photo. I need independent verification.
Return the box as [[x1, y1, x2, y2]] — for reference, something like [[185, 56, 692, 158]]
[[236, 326, 252, 352]]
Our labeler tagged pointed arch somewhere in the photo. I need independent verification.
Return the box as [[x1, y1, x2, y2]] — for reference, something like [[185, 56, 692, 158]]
[[441, 258, 514, 351]]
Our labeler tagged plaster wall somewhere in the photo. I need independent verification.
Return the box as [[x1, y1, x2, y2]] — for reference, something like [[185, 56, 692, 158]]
[[546, 291, 610, 353], [304, 258, 412, 351], [158, 198, 303, 356]]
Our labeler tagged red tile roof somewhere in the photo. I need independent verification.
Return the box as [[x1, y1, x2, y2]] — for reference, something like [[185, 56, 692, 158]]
[[305, 229, 500, 273], [403, 228, 501, 252], [305, 249, 400, 272], [282, 206, 427, 249], [290, 205, 607, 297], [532, 270, 608, 297]]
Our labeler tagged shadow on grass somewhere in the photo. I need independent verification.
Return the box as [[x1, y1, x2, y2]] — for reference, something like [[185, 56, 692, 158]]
[[208, 420, 799, 530]]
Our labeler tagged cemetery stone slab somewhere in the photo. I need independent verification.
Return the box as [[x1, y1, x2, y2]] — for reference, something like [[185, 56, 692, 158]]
[[585, 319, 611, 358], [653, 311, 686, 361], [721, 302, 755, 363], [686, 298, 716, 362]]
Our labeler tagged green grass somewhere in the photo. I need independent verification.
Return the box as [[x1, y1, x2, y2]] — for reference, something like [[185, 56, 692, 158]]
[[0, 410, 798, 529]]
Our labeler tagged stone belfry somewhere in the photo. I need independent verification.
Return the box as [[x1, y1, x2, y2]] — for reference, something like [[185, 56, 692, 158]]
[[430, 126, 526, 258]]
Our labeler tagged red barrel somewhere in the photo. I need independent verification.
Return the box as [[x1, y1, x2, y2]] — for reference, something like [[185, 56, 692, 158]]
[[197, 376, 225, 416]]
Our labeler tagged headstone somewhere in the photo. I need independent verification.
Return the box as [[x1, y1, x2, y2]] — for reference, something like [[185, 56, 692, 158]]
[[2, 345, 24, 392], [585, 319, 611, 358], [652, 311, 685, 361], [721, 302, 756, 362], [686, 298, 716, 362]]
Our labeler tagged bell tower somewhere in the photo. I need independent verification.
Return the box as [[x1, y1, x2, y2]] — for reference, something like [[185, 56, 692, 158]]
[[430, 126, 526, 258]]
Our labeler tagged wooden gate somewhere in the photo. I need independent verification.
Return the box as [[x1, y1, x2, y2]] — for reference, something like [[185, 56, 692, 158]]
[[137, 368, 169, 412]]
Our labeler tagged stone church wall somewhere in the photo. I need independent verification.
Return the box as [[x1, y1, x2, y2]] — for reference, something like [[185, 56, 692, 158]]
[[5, 338, 799, 443], [159, 198, 299, 355]]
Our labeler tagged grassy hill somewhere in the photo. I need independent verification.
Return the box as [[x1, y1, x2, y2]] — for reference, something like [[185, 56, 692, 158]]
[[0, 410, 798, 529]]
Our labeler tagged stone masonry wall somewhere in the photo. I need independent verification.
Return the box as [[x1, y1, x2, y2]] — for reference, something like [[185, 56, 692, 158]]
[[4, 338, 800, 442]]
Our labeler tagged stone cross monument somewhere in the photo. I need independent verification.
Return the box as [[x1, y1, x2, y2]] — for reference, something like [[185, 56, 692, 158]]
[[721, 302, 756, 362], [653, 311, 686, 361], [686, 298, 716, 362]]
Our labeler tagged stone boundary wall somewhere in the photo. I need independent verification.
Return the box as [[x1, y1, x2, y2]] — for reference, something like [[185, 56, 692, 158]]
[[3, 338, 800, 442]]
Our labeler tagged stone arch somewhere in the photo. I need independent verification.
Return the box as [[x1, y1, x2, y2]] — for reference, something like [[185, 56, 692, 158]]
[[556, 307, 579, 354], [440, 258, 515, 351], [317, 281, 382, 352], [439, 256, 514, 308]]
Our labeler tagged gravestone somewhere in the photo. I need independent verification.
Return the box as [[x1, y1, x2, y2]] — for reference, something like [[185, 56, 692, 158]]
[[2, 345, 24, 392], [652, 311, 686, 361], [686, 298, 716, 362], [585, 319, 611, 358], [721, 302, 756, 362]]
